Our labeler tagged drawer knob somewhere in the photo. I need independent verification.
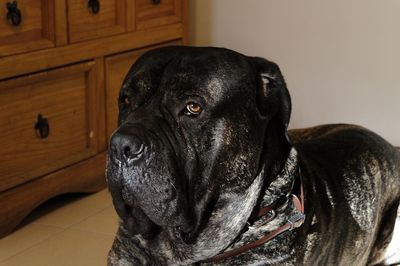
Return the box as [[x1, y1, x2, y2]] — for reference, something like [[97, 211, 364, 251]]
[[34, 114, 50, 139], [88, 0, 100, 14], [6, 1, 22, 26], [153, 0, 161, 5]]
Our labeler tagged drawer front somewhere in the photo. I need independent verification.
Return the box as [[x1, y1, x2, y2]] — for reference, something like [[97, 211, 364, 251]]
[[67, 0, 126, 43], [136, 0, 182, 30], [0, 0, 55, 56], [105, 41, 181, 140], [0, 62, 99, 192]]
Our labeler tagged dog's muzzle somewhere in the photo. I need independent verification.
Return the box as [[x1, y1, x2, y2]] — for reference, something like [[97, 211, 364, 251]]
[[107, 122, 195, 242]]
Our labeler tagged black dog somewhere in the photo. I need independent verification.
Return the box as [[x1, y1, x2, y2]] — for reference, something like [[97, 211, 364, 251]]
[[106, 46, 400, 265]]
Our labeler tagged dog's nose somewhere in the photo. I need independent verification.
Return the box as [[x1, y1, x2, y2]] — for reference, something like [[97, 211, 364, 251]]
[[110, 130, 145, 161]]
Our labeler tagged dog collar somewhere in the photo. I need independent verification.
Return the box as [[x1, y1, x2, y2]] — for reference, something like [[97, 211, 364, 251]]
[[207, 164, 305, 262]]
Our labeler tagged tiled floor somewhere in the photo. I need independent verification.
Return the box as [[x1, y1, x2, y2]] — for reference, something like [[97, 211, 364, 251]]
[[0, 189, 118, 266]]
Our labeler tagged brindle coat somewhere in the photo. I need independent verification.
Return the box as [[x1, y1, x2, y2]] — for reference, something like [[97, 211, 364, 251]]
[[106, 46, 400, 265]]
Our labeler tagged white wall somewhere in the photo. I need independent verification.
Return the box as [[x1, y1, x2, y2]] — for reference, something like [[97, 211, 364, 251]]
[[189, 0, 400, 146]]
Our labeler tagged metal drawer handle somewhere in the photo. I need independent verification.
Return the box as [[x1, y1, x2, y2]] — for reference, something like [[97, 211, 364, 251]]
[[6, 1, 22, 26], [88, 0, 100, 14], [34, 114, 50, 139], [153, 0, 161, 5]]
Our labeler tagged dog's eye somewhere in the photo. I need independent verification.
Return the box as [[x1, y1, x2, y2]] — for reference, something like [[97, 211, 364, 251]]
[[184, 102, 202, 116], [121, 95, 131, 108]]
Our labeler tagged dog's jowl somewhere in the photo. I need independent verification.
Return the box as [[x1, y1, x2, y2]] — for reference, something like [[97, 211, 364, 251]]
[[106, 46, 400, 265]]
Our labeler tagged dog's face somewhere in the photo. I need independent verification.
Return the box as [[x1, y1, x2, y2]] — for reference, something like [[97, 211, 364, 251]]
[[106, 46, 292, 262]]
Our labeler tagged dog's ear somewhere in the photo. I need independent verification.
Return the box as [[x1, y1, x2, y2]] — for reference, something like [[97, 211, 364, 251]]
[[249, 57, 292, 175], [251, 57, 291, 127]]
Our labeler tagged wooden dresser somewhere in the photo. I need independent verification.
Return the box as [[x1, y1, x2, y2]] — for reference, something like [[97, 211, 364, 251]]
[[0, 0, 188, 237]]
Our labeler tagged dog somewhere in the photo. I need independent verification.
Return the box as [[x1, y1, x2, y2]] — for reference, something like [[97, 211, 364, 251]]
[[106, 46, 400, 265]]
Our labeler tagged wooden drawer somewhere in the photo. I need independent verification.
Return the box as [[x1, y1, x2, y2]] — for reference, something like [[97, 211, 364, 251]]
[[105, 41, 181, 140], [0, 0, 56, 56], [67, 0, 126, 43], [136, 0, 182, 30], [0, 62, 99, 192]]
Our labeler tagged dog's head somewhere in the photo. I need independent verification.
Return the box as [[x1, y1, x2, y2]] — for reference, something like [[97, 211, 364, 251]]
[[106, 46, 291, 262]]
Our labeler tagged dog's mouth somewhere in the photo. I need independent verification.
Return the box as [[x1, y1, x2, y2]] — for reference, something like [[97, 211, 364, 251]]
[[109, 179, 197, 244], [119, 201, 197, 243], [123, 204, 161, 240]]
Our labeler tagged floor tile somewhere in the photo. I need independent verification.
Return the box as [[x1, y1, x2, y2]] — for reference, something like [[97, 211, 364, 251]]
[[30, 194, 108, 229], [1, 229, 114, 266], [0, 224, 63, 262], [71, 206, 119, 236], [77, 189, 113, 210]]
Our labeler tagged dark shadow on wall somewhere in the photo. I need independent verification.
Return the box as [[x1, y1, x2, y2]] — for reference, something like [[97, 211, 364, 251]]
[[189, 0, 213, 46]]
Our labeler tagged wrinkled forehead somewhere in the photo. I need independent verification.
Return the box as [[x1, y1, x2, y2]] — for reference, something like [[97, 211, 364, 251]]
[[161, 50, 255, 102]]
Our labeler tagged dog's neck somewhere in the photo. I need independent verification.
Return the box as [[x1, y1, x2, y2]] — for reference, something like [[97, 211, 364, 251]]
[[171, 148, 300, 265], [259, 147, 299, 207], [205, 148, 301, 264], [185, 163, 266, 263]]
